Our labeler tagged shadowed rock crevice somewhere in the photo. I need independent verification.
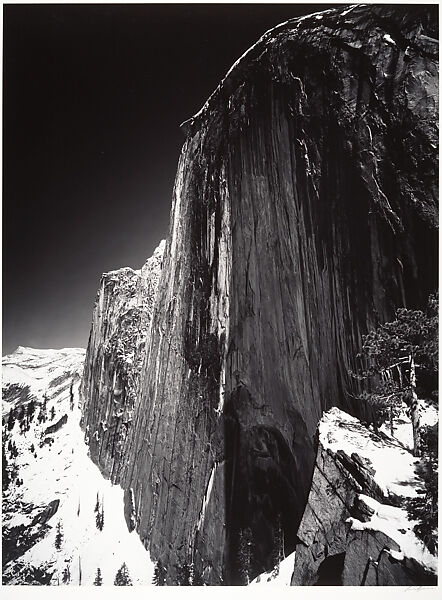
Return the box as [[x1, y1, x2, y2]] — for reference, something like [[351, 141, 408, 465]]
[[315, 551, 346, 585]]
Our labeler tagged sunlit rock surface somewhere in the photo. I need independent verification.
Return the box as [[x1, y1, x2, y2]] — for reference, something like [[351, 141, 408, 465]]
[[80, 241, 165, 480]]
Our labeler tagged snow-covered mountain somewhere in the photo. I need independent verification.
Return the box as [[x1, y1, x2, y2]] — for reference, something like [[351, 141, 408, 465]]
[[2, 346, 154, 585]]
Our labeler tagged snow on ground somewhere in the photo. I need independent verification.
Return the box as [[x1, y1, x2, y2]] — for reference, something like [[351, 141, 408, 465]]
[[250, 552, 295, 586], [2, 347, 155, 585], [319, 407, 422, 499], [379, 401, 438, 451], [347, 495, 438, 573], [2, 346, 85, 410]]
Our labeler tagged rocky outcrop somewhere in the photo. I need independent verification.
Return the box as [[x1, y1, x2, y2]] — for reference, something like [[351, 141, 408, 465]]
[[81, 4, 438, 585], [31, 500, 60, 526], [44, 414, 68, 436], [292, 408, 437, 586], [80, 241, 165, 480]]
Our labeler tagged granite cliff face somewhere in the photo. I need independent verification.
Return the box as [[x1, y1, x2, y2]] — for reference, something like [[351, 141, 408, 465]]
[[80, 241, 165, 481], [81, 4, 438, 585]]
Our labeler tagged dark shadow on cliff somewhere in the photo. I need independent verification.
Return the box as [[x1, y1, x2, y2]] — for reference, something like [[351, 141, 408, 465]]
[[223, 385, 314, 584]]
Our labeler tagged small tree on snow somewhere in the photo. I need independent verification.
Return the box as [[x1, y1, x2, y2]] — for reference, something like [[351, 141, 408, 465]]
[[95, 508, 104, 531], [2, 442, 10, 491], [55, 520, 64, 550], [27, 398, 36, 421], [62, 563, 71, 584], [114, 562, 132, 586], [94, 493, 104, 530], [10, 441, 19, 459], [94, 567, 103, 586], [7, 409, 15, 431], [38, 397, 48, 424], [351, 295, 438, 456]]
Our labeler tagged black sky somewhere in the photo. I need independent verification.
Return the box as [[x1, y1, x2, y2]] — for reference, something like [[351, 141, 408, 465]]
[[3, 3, 337, 355]]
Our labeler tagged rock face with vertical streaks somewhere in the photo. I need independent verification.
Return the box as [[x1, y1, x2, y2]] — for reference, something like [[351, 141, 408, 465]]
[[80, 240, 165, 481], [81, 4, 438, 585]]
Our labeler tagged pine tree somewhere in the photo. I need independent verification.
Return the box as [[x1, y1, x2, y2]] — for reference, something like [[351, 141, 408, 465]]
[[18, 407, 28, 434], [351, 295, 438, 456], [55, 520, 63, 550], [10, 441, 19, 459], [94, 493, 104, 530], [7, 409, 15, 431], [153, 559, 167, 585], [114, 562, 132, 586], [38, 396, 48, 424], [50, 406, 56, 421], [94, 567, 103, 586], [2, 442, 10, 491], [27, 398, 36, 421], [95, 507, 104, 531], [62, 563, 71, 584]]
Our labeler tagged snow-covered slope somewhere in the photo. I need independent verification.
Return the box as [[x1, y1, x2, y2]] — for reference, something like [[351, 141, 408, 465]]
[[2, 346, 85, 401], [2, 346, 155, 585], [250, 552, 296, 586]]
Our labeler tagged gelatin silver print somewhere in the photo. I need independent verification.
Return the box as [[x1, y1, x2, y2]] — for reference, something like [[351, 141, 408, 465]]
[[2, 2, 438, 589]]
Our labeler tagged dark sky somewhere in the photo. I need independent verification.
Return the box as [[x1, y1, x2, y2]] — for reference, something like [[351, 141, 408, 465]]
[[3, 3, 337, 355]]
